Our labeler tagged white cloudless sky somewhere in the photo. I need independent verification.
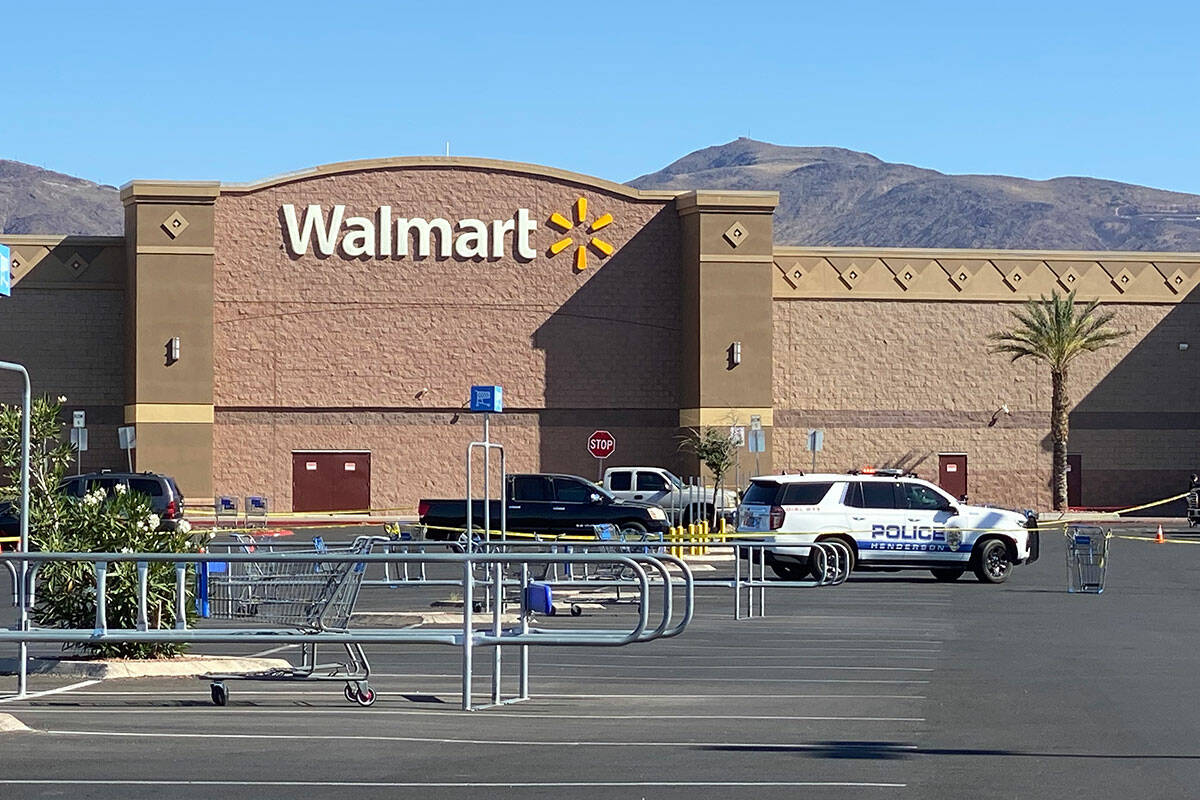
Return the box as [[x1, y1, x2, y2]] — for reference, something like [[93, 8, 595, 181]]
[[5, 0, 1199, 193]]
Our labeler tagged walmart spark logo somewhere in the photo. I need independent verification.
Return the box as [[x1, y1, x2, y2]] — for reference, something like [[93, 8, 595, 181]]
[[548, 197, 614, 271]]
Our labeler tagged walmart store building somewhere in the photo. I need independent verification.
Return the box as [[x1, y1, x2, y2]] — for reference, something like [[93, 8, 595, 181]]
[[1, 157, 1196, 512]]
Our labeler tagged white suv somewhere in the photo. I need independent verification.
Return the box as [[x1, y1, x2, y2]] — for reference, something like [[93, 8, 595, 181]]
[[737, 471, 1039, 583]]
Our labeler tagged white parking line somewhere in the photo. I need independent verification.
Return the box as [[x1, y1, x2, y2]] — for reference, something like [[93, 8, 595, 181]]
[[0, 779, 906, 789], [16, 709, 925, 721], [387, 648, 941, 659], [247, 645, 297, 658], [43, 728, 923, 750], [624, 641, 945, 648], [364, 671, 926, 686], [0, 680, 99, 704], [370, 673, 931, 683], [526, 663, 935, 671], [64, 690, 926, 700]]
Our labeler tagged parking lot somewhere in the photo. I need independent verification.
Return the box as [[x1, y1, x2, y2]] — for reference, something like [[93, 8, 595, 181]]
[[3, 520, 1200, 799]]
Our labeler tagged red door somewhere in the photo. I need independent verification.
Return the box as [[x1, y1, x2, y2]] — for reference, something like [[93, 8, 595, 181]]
[[292, 452, 371, 513], [1067, 454, 1082, 509], [938, 453, 968, 501]]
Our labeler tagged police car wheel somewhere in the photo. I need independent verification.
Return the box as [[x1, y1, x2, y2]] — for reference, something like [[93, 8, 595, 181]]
[[771, 562, 807, 581], [930, 567, 965, 582], [973, 539, 1012, 584], [813, 536, 856, 577]]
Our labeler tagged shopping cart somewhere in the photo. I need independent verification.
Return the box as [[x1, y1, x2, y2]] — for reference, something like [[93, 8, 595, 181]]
[[200, 535, 387, 706], [1065, 525, 1109, 594]]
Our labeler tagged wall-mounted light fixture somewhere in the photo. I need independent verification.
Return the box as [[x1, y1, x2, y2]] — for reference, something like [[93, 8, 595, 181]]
[[988, 404, 1010, 427], [165, 336, 180, 365], [1180, 342, 1190, 351], [727, 341, 742, 369]]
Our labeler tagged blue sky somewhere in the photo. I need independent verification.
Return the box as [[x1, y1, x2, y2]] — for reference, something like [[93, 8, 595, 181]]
[[5, 0, 1200, 193]]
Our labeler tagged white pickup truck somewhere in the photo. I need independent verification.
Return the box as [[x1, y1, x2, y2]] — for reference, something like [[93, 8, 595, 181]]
[[602, 466, 739, 525]]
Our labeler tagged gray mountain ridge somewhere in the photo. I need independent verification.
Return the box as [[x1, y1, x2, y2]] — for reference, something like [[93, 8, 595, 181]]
[[0, 160, 121, 236], [628, 138, 1200, 251], [6, 141, 1200, 251]]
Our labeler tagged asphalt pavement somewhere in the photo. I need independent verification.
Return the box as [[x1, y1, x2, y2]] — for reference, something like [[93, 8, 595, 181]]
[[1, 520, 1200, 799]]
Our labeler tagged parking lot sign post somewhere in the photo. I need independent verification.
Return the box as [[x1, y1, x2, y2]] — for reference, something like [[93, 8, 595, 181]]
[[72, 411, 86, 474], [467, 385, 508, 709], [807, 428, 824, 472], [588, 430, 616, 480], [118, 425, 136, 472]]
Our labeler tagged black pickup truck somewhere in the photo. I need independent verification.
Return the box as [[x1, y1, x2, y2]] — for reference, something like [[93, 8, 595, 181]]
[[418, 473, 671, 539]]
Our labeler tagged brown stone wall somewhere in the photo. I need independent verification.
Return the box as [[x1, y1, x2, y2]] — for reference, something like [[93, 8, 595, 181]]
[[212, 165, 680, 509], [772, 298, 1196, 510], [0, 240, 127, 473]]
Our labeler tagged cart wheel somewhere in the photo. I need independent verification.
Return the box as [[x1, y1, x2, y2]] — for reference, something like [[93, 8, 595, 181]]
[[355, 687, 376, 707], [570, 604, 583, 617], [344, 684, 358, 703], [210, 682, 228, 707]]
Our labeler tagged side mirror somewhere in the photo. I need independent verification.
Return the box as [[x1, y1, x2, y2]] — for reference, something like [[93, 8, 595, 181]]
[[940, 505, 960, 515]]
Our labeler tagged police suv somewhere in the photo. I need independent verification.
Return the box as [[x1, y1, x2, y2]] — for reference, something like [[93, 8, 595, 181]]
[[737, 470, 1039, 583]]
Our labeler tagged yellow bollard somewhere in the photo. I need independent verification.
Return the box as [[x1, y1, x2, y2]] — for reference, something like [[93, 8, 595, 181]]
[[670, 525, 682, 558], [687, 522, 697, 556], [700, 520, 710, 555], [719, 517, 729, 543]]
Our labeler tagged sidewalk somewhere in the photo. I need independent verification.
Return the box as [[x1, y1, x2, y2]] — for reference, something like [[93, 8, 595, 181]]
[[187, 513, 415, 531], [1039, 512, 1185, 527]]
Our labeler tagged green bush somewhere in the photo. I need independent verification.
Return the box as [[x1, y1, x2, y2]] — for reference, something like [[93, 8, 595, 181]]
[[1, 395, 200, 658]]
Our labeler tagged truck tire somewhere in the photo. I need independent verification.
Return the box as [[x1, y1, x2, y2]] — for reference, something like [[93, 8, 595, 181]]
[[973, 538, 1013, 584], [620, 521, 647, 537]]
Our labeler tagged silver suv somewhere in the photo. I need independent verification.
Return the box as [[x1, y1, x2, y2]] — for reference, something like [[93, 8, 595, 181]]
[[62, 471, 187, 532], [737, 470, 1039, 583]]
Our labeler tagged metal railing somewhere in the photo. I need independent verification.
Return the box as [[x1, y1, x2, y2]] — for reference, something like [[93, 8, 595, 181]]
[[0, 548, 693, 711], [250, 530, 853, 619]]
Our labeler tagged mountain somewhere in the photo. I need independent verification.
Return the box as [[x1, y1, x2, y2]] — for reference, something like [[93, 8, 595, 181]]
[[8, 143, 1200, 251], [0, 161, 122, 236], [630, 139, 1200, 251]]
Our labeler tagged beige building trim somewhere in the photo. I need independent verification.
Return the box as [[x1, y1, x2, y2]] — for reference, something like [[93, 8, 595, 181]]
[[16, 282, 122, 291], [124, 403, 215, 424], [773, 245, 1200, 261], [676, 190, 779, 216], [0, 234, 125, 246], [119, 182, 221, 203], [773, 247, 1200, 303], [679, 407, 773, 427], [700, 253, 775, 263], [214, 156, 680, 202], [135, 245, 217, 256]]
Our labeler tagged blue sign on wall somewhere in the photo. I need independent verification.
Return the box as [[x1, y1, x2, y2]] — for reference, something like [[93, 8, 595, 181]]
[[470, 385, 503, 413], [0, 244, 10, 297]]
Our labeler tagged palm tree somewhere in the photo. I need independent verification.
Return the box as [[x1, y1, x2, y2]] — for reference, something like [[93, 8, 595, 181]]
[[988, 290, 1128, 511]]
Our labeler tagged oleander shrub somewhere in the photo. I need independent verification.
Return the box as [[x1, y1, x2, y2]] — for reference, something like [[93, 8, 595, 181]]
[[0, 395, 199, 658]]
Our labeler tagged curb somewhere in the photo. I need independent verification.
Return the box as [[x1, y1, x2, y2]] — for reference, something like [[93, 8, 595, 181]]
[[0, 655, 293, 680]]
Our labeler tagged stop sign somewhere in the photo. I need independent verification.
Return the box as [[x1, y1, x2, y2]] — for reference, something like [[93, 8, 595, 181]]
[[588, 430, 616, 459]]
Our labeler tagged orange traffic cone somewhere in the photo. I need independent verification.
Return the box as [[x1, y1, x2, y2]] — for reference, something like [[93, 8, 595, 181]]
[[1155, 524, 1165, 544]]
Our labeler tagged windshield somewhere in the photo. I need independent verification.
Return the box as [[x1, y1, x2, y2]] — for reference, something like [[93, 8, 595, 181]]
[[585, 479, 617, 502], [742, 480, 781, 505]]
